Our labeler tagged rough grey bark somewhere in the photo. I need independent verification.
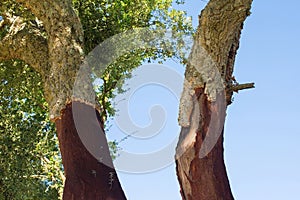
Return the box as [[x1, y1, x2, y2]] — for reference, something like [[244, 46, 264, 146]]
[[0, 14, 49, 75], [14, 0, 96, 120], [176, 0, 253, 199], [0, 0, 127, 199]]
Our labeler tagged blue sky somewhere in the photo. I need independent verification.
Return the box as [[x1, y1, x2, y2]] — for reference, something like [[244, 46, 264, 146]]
[[106, 0, 300, 199]]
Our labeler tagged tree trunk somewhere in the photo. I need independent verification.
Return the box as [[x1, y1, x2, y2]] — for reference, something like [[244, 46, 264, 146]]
[[55, 101, 127, 200], [176, 0, 253, 199], [2, 1, 128, 199], [176, 89, 233, 199]]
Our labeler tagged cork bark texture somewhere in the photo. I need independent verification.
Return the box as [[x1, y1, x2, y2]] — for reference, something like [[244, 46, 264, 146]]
[[7, 0, 97, 120], [176, 0, 253, 199], [0, 13, 49, 75], [0, 1, 125, 198]]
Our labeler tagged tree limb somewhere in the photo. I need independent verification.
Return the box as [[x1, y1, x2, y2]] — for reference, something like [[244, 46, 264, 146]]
[[15, 0, 81, 36], [0, 16, 49, 75], [14, 0, 88, 120]]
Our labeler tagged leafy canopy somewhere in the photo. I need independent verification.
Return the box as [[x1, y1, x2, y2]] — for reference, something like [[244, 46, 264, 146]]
[[0, 0, 193, 199], [0, 61, 62, 199]]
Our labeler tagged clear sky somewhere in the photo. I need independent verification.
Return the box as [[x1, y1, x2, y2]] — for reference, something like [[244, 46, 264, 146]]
[[106, 0, 300, 199]]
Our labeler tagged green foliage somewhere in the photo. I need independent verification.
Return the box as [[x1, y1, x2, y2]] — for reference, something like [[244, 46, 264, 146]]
[[73, 0, 192, 53], [0, 1, 34, 20], [0, 61, 63, 199], [0, 0, 194, 198], [72, 0, 193, 121], [108, 140, 121, 160]]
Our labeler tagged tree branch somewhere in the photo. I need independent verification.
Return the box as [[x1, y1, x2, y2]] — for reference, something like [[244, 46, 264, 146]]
[[0, 16, 49, 75], [15, 0, 87, 120], [230, 82, 255, 93], [15, 0, 82, 38]]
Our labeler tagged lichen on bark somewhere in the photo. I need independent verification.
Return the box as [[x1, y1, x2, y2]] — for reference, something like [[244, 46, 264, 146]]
[[10, 0, 97, 120], [178, 39, 225, 127]]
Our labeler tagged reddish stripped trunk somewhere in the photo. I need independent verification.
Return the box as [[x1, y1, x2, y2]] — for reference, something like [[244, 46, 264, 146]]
[[175, 0, 253, 199], [176, 132, 233, 200], [176, 89, 233, 200], [55, 101, 126, 200]]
